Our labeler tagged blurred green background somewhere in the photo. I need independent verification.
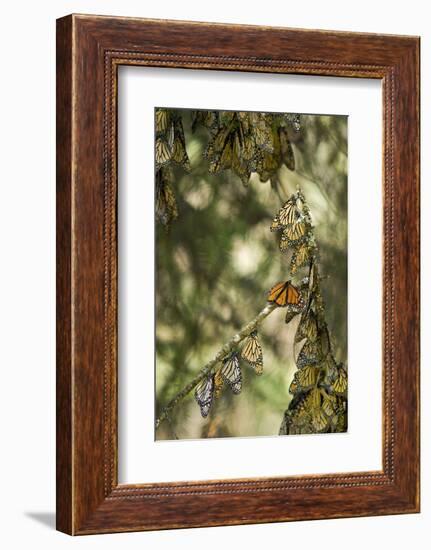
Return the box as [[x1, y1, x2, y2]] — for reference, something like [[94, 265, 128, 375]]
[[155, 111, 347, 440]]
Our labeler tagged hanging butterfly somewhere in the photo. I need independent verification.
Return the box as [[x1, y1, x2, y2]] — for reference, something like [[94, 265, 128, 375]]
[[289, 365, 319, 395], [287, 392, 313, 434], [191, 110, 219, 131], [290, 241, 312, 274], [220, 352, 242, 394], [155, 168, 178, 228], [155, 136, 173, 169], [155, 108, 170, 134], [194, 375, 214, 418], [277, 196, 302, 226], [170, 118, 191, 171], [295, 310, 319, 344], [302, 387, 329, 433], [256, 126, 281, 182], [231, 134, 253, 185], [267, 280, 303, 309], [332, 367, 348, 396], [295, 365, 321, 390], [279, 218, 308, 251], [320, 353, 338, 385], [296, 339, 321, 368], [252, 115, 273, 152], [312, 408, 329, 432], [155, 111, 190, 172], [241, 330, 263, 375], [206, 126, 233, 174], [321, 391, 337, 417]]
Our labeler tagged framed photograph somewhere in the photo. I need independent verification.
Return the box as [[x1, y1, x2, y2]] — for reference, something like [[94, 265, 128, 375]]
[[56, 14, 420, 534]]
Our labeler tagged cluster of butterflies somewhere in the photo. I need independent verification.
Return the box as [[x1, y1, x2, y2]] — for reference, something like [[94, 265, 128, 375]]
[[270, 192, 316, 274], [195, 110, 300, 186], [278, 271, 348, 433], [194, 330, 263, 418], [195, 189, 347, 431], [268, 191, 347, 434], [155, 109, 191, 229], [284, 300, 348, 434], [155, 108, 301, 228], [194, 272, 306, 419]]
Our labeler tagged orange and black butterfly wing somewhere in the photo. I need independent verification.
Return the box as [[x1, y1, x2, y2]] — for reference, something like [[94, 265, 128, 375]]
[[268, 281, 302, 308], [267, 281, 289, 306], [287, 283, 301, 305]]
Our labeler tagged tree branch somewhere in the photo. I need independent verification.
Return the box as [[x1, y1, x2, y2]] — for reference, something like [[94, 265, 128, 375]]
[[155, 302, 278, 430]]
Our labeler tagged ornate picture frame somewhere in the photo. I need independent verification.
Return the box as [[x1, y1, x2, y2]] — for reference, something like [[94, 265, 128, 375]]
[[56, 14, 420, 534]]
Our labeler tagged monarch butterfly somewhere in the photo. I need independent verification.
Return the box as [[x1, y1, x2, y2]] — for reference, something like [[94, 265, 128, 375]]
[[220, 352, 242, 394], [279, 219, 308, 250], [332, 367, 348, 396], [232, 136, 252, 185], [289, 366, 320, 394], [295, 310, 318, 344], [241, 331, 263, 375], [307, 387, 321, 409], [207, 129, 233, 174], [155, 169, 178, 228], [289, 366, 319, 394], [267, 280, 302, 308], [296, 365, 320, 390], [214, 369, 224, 399], [290, 241, 312, 274], [155, 137, 173, 168], [253, 120, 273, 152], [312, 407, 329, 432], [171, 136, 189, 170], [191, 110, 219, 131], [205, 125, 230, 160], [155, 108, 170, 134], [194, 375, 214, 418], [321, 392, 337, 417], [255, 127, 279, 182], [296, 339, 320, 368], [277, 196, 302, 226], [288, 389, 322, 434], [242, 131, 259, 162], [170, 119, 191, 171]]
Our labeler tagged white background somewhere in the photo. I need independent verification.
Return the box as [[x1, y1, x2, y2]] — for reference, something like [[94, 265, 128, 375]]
[[0, 1, 428, 549], [119, 68, 382, 483]]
